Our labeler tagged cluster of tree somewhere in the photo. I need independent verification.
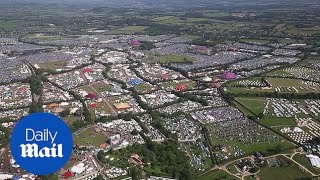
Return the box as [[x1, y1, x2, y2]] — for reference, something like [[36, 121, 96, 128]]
[[162, 64, 189, 78], [174, 91, 209, 106], [98, 112, 137, 123], [139, 41, 156, 50], [102, 68, 128, 89], [59, 109, 70, 117], [150, 113, 178, 140], [0, 126, 10, 148], [38, 174, 58, 180], [145, 24, 181, 36], [29, 75, 43, 96], [69, 120, 90, 132], [28, 74, 45, 113]]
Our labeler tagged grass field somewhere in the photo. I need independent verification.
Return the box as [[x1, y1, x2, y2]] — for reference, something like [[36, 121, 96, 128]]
[[293, 154, 320, 175], [227, 77, 319, 95], [210, 135, 295, 155], [37, 61, 67, 71], [266, 77, 303, 87], [91, 81, 113, 93], [235, 97, 266, 115], [227, 162, 239, 174], [254, 165, 312, 180], [133, 83, 154, 93], [91, 102, 114, 115], [160, 80, 197, 90], [152, 16, 175, 21], [74, 128, 108, 147], [78, 85, 96, 94], [259, 117, 296, 127], [199, 170, 240, 180], [108, 26, 148, 34], [142, 54, 196, 64], [239, 38, 270, 44], [233, 101, 255, 117]]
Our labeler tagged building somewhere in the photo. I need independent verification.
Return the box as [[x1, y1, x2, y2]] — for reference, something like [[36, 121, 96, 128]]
[[129, 153, 144, 166]]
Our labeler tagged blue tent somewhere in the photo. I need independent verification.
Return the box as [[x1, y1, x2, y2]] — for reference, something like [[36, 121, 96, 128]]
[[13, 175, 20, 180], [129, 79, 142, 85]]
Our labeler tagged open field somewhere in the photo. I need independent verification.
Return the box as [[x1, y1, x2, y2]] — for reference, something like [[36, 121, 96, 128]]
[[210, 135, 295, 156], [91, 81, 113, 93], [142, 54, 196, 64], [293, 154, 320, 175], [259, 117, 296, 127], [199, 170, 240, 180], [235, 97, 266, 115], [254, 165, 312, 180], [107, 26, 148, 34], [74, 127, 108, 147], [38, 60, 67, 71]]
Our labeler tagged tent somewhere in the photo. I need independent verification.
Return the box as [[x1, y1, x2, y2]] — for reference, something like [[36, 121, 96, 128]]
[[176, 84, 187, 91]]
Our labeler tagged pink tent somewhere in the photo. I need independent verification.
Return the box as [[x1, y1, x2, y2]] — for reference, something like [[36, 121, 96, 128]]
[[219, 72, 236, 79], [131, 40, 141, 46]]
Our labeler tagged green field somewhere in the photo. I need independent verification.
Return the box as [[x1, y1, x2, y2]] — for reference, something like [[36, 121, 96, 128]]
[[266, 77, 303, 87], [152, 16, 175, 21], [108, 26, 148, 34], [233, 101, 255, 117], [37, 61, 67, 71], [91, 82, 113, 93], [210, 135, 295, 156], [293, 154, 320, 175], [74, 128, 108, 147], [199, 170, 240, 180], [239, 38, 270, 44], [255, 165, 312, 180], [259, 117, 296, 127], [235, 97, 266, 115], [227, 162, 239, 174], [134, 83, 154, 93], [117, 26, 148, 31], [143, 54, 196, 64], [227, 77, 319, 95]]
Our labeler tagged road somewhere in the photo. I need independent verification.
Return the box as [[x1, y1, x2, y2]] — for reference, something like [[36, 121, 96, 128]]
[[89, 84, 118, 115]]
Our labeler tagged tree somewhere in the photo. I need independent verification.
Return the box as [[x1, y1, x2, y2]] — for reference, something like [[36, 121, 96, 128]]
[[129, 166, 142, 180], [59, 109, 70, 117], [39, 174, 58, 180]]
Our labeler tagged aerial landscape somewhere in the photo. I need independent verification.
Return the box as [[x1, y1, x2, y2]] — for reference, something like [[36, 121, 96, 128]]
[[0, 0, 320, 179]]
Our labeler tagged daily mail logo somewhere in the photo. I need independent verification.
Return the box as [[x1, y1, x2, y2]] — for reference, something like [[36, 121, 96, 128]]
[[21, 129, 62, 158], [10, 113, 73, 175]]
